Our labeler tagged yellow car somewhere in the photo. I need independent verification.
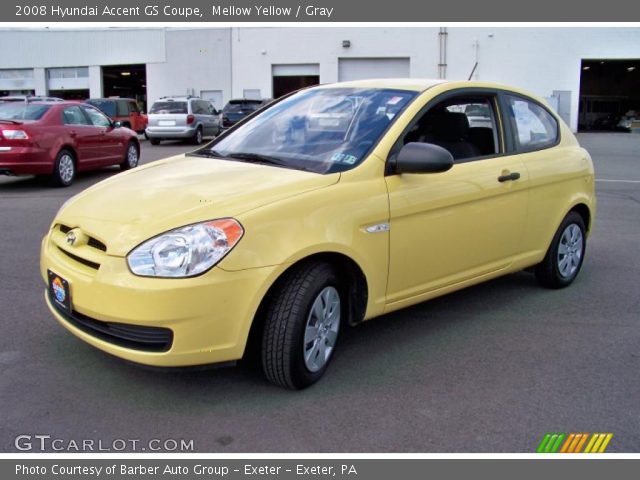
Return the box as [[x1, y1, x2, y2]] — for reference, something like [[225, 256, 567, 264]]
[[40, 79, 596, 389]]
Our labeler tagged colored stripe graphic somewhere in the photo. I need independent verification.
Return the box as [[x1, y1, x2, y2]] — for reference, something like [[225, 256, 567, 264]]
[[584, 433, 614, 453], [537, 433, 565, 453], [538, 433, 612, 453]]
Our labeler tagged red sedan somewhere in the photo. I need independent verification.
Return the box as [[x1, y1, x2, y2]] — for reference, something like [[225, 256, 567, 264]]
[[0, 101, 140, 187]]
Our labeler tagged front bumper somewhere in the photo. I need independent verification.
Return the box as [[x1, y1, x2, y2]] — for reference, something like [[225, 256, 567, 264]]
[[40, 228, 277, 367], [145, 126, 197, 140]]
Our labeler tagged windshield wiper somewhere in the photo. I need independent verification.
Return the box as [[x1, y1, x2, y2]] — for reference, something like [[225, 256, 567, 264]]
[[223, 152, 291, 168], [0, 119, 22, 124], [188, 149, 301, 170], [187, 149, 225, 158]]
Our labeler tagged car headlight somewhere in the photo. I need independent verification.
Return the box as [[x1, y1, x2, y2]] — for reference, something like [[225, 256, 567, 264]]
[[127, 219, 244, 278]]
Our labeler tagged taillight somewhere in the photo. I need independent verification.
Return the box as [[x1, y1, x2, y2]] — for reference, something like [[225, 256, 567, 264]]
[[186, 115, 195, 125], [1, 129, 29, 140]]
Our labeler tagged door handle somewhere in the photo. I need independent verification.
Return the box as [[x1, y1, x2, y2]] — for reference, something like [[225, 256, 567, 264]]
[[498, 172, 521, 182]]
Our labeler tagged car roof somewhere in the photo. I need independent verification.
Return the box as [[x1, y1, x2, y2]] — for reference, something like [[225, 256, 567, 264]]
[[318, 78, 448, 92], [227, 98, 265, 103], [87, 98, 136, 102], [6, 100, 85, 106]]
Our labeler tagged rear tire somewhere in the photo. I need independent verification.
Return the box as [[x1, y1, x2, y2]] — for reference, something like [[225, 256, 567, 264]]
[[191, 127, 203, 145], [261, 262, 343, 390], [120, 141, 139, 171], [534, 211, 586, 289], [50, 149, 76, 187], [149, 138, 161, 146]]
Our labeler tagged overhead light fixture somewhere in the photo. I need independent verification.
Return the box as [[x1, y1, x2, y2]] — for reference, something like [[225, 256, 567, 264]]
[[582, 66, 591, 70], [121, 72, 131, 76], [627, 66, 636, 72], [600, 61, 605, 64]]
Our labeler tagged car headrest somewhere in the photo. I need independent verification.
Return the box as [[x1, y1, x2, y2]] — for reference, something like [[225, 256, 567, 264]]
[[432, 112, 470, 141]]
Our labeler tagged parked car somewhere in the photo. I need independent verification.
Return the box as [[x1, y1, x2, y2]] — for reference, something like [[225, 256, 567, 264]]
[[86, 98, 147, 134], [145, 96, 220, 145], [41, 79, 595, 389], [0, 101, 139, 186], [0, 95, 64, 103], [221, 98, 272, 129], [616, 110, 638, 131]]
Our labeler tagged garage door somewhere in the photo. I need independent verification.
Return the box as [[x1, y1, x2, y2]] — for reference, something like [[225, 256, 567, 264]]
[[338, 58, 410, 82]]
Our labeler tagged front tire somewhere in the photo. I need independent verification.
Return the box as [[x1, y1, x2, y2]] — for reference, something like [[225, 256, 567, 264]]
[[51, 149, 76, 187], [261, 262, 343, 390], [535, 211, 586, 289], [120, 141, 139, 171]]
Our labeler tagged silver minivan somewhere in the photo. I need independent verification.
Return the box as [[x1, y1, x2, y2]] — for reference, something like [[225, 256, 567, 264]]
[[146, 96, 221, 145]]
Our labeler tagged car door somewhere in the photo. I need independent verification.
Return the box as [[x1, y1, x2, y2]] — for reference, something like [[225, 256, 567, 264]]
[[501, 93, 578, 259], [384, 90, 529, 306], [81, 105, 124, 164], [60, 105, 100, 168]]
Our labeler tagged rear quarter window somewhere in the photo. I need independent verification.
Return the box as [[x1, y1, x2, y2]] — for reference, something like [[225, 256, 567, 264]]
[[506, 95, 559, 151]]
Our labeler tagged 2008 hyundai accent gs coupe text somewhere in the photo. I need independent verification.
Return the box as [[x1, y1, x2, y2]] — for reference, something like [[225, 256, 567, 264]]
[[40, 79, 596, 389]]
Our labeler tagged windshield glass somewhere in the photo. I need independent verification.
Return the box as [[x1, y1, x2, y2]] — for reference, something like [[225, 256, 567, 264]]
[[0, 103, 50, 120], [207, 88, 416, 173], [149, 101, 188, 114], [87, 99, 116, 117]]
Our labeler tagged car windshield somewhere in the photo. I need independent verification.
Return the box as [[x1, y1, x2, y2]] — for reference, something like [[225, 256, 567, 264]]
[[0, 103, 50, 120], [149, 101, 188, 114], [204, 88, 416, 174], [87, 100, 116, 117], [223, 101, 262, 114]]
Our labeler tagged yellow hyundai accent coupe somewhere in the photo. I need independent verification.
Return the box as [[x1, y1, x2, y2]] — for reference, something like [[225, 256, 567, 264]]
[[41, 79, 596, 389]]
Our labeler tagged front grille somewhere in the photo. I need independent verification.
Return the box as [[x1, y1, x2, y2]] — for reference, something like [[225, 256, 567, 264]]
[[87, 237, 107, 252], [58, 247, 100, 270], [49, 291, 173, 353], [57, 224, 107, 252]]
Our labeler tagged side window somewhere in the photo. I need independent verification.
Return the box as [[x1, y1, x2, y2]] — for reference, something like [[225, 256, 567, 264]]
[[82, 106, 112, 127], [62, 106, 90, 125], [127, 101, 139, 114], [194, 100, 208, 115], [116, 100, 129, 117], [402, 95, 500, 162], [506, 95, 558, 150]]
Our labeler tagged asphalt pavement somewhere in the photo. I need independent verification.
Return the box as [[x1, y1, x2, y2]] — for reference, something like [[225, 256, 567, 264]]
[[0, 134, 638, 452]]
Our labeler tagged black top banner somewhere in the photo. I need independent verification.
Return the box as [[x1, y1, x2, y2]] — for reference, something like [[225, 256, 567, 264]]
[[5, 0, 640, 22]]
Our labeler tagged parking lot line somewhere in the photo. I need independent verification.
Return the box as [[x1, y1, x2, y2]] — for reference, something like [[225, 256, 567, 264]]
[[595, 179, 640, 184]]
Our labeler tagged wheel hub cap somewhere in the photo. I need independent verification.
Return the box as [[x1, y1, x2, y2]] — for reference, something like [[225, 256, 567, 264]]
[[557, 223, 583, 279], [128, 146, 138, 166], [59, 155, 74, 183], [303, 286, 340, 373]]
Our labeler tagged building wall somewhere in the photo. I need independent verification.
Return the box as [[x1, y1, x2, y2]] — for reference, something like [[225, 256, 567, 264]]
[[146, 28, 231, 107], [229, 27, 640, 132], [229, 27, 440, 99], [0, 28, 166, 68], [0, 26, 639, 130]]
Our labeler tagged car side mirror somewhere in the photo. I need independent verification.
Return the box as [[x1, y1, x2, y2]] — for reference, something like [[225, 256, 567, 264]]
[[113, 121, 122, 128], [395, 142, 454, 174]]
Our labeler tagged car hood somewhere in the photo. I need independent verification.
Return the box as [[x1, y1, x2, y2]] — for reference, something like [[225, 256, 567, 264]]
[[56, 155, 339, 256]]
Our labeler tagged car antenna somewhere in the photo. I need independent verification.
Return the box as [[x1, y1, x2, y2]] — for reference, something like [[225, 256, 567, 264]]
[[467, 62, 478, 81]]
